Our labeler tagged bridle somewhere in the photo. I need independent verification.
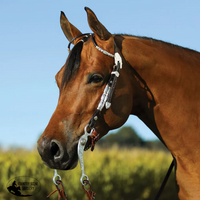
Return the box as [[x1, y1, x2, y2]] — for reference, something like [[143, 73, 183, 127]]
[[48, 33, 174, 200], [48, 33, 123, 200], [73, 34, 123, 187], [68, 33, 123, 153]]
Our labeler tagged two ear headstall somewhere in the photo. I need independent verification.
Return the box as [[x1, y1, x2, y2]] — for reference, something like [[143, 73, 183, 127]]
[[68, 33, 123, 147]]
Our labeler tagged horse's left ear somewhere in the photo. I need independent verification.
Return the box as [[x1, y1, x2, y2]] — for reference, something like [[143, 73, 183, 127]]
[[85, 7, 112, 41], [60, 11, 82, 43]]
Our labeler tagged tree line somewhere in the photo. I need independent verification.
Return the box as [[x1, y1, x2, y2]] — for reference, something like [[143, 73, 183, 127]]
[[97, 126, 168, 151]]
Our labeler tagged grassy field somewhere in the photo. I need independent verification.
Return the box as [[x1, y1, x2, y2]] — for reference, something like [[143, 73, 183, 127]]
[[0, 147, 179, 200]]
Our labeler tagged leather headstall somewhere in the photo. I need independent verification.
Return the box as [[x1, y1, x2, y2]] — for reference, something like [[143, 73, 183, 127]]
[[68, 33, 122, 151]]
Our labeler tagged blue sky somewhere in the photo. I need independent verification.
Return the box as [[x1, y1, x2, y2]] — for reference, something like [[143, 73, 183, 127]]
[[1, 1, 200, 149]]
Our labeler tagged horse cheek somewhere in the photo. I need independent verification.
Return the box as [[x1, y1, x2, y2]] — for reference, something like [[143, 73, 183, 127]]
[[105, 95, 132, 130]]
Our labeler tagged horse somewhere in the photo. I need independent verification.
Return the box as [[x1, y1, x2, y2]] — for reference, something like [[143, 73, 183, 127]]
[[37, 7, 200, 200]]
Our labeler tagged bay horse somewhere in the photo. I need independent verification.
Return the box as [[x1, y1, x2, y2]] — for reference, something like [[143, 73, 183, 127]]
[[37, 7, 200, 200]]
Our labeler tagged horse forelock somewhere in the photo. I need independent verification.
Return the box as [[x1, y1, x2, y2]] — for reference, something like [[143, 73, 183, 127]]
[[61, 41, 83, 89]]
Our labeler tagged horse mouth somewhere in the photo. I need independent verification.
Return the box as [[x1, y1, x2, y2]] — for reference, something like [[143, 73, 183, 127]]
[[43, 154, 78, 170]]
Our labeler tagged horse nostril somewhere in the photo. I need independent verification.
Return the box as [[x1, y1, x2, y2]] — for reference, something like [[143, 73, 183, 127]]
[[51, 142, 60, 156], [50, 140, 64, 162]]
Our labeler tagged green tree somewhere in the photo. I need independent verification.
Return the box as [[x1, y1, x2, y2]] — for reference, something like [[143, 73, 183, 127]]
[[97, 126, 168, 151], [98, 126, 144, 147]]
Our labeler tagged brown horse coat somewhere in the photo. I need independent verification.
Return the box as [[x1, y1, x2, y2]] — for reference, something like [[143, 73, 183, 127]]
[[38, 7, 200, 200]]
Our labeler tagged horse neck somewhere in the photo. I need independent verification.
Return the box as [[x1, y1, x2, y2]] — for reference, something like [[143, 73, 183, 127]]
[[118, 35, 200, 107], [117, 35, 200, 199], [117, 35, 200, 151], [120, 35, 200, 96]]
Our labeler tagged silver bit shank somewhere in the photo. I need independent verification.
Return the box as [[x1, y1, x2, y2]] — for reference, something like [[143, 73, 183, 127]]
[[78, 125, 94, 185]]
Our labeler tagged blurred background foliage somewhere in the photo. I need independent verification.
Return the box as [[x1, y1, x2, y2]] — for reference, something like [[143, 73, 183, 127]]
[[0, 127, 179, 200], [97, 126, 168, 151]]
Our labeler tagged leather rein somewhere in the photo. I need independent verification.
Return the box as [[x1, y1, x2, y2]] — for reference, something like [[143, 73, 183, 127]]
[[48, 33, 174, 200]]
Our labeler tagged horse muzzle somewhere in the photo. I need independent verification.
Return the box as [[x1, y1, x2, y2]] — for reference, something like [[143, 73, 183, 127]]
[[37, 137, 78, 170]]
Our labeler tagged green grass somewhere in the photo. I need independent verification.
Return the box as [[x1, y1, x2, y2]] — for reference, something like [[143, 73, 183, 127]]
[[0, 147, 179, 200]]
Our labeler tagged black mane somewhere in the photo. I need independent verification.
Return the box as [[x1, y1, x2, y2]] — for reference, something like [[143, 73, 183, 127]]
[[61, 41, 83, 89]]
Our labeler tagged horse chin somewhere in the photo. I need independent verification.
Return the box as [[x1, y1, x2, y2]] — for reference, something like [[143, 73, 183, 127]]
[[43, 158, 78, 170], [42, 153, 78, 170], [62, 155, 79, 170], [66, 160, 78, 170]]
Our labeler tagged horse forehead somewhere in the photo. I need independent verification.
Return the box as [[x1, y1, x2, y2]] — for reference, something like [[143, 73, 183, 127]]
[[58, 39, 113, 89], [81, 42, 113, 71]]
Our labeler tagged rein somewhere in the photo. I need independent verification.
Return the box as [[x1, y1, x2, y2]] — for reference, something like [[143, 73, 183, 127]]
[[47, 33, 174, 200]]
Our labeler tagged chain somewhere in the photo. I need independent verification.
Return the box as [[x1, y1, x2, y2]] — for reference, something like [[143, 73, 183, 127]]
[[82, 180, 96, 200], [47, 170, 67, 200]]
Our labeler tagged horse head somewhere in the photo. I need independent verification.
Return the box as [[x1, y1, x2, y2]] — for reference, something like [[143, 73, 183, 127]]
[[37, 7, 137, 170]]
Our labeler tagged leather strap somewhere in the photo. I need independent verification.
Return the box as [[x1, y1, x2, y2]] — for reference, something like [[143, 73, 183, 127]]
[[47, 180, 67, 200]]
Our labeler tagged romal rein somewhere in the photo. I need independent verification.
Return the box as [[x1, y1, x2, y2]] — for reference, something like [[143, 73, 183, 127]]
[[48, 34, 174, 200]]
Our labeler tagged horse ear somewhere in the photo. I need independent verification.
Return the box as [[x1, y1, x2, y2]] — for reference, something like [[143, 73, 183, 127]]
[[60, 11, 82, 43], [85, 7, 112, 41]]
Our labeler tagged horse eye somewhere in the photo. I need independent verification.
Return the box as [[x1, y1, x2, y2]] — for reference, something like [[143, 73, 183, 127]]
[[88, 74, 103, 84]]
